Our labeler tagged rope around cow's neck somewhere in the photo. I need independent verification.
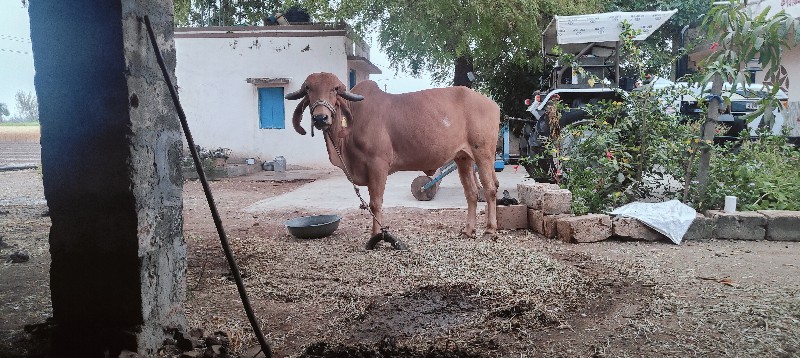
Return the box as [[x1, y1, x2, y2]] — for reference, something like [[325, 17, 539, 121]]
[[322, 128, 390, 236]]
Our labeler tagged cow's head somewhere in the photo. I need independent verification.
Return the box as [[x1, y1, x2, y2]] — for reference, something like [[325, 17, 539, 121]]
[[285, 72, 364, 136]]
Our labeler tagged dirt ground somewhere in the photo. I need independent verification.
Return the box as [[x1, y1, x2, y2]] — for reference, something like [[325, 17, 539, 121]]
[[1, 168, 799, 357]]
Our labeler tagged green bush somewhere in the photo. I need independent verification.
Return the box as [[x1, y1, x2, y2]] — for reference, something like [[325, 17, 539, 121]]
[[704, 132, 800, 211], [553, 87, 698, 215]]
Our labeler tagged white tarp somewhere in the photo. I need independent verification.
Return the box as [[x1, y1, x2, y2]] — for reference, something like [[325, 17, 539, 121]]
[[551, 10, 677, 45], [610, 200, 697, 245]]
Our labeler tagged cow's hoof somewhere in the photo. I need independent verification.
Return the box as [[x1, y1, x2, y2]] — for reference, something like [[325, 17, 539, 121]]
[[482, 232, 498, 241], [460, 227, 476, 239], [365, 232, 409, 250]]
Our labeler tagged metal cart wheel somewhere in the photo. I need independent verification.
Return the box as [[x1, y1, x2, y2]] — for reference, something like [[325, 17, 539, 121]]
[[411, 175, 439, 201]]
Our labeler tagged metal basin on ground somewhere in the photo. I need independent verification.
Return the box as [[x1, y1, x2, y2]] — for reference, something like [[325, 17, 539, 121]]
[[284, 214, 341, 239]]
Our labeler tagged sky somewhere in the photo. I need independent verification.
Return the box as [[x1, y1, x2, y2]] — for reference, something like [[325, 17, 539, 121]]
[[0, 1, 35, 115], [0, 2, 434, 117]]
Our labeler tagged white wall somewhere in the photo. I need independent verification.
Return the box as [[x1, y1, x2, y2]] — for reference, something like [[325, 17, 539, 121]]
[[774, 46, 800, 136], [747, 0, 800, 136], [175, 30, 351, 168]]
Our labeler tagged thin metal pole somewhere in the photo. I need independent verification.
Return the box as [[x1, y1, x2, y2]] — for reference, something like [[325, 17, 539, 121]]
[[143, 15, 272, 358]]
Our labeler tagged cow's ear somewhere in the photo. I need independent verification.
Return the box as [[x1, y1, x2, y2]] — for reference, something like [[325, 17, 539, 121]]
[[336, 97, 353, 138], [338, 97, 354, 123], [292, 97, 309, 135]]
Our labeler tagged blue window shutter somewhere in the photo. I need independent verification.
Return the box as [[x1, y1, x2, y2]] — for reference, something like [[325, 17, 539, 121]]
[[349, 69, 356, 89], [258, 87, 285, 129]]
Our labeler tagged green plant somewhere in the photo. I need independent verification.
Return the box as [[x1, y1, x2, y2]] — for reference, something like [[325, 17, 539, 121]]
[[693, 0, 799, 201], [542, 23, 698, 215], [703, 130, 800, 211], [180, 145, 230, 178]]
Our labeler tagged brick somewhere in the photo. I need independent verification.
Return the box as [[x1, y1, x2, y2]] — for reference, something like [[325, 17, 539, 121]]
[[543, 214, 573, 239], [557, 214, 612, 243], [528, 209, 544, 234], [612, 217, 666, 241], [541, 189, 572, 215], [758, 210, 800, 241], [517, 182, 560, 209], [707, 210, 766, 241], [496, 204, 528, 230], [683, 213, 714, 241]]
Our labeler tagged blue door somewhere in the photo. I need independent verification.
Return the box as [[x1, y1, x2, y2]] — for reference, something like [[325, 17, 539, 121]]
[[259, 87, 285, 129]]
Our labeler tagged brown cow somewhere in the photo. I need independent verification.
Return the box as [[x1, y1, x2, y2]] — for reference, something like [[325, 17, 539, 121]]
[[286, 72, 500, 245]]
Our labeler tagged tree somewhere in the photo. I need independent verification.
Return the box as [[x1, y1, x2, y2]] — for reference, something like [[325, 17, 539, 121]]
[[607, 0, 711, 78], [331, 0, 603, 88], [0, 103, 9, 122], [693, 0, 798, 206], [174, 0, 283, 27], [175, 0, 601, 91], [13, 91, 38, 122]]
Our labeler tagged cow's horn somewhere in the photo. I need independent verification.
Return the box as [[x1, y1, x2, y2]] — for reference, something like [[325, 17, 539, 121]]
[[285, 85, 307, 100], [337, 89, 364, 102]]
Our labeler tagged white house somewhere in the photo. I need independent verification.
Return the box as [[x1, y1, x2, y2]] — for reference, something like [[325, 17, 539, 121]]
[[174, 23, 381, 167]]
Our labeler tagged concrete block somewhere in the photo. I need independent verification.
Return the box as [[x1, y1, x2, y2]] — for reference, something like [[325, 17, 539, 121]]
[[683, 213, 714, 241], [496, 204, 528, 230], [543, 214, 573, 239], [707, 210, 766, 240], [541, 189, 573, 215], [224, 163, 256, 177], [517, 182, 560, 209], [528, 209, 544, 234], [612, 217, 666, 241], [557, 214, 612, 243], [758, 210, 800, 241]]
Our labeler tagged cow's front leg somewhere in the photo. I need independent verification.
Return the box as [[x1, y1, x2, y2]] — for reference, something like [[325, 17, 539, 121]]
[[366, 172, 387, 236], [363, 170, 408, 250]]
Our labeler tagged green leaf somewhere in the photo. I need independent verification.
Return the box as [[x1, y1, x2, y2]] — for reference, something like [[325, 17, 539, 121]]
[[754, 36, 765, 50]]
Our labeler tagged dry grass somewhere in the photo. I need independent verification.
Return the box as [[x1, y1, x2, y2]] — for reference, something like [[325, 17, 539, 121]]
[[0, 124, 40, 142]]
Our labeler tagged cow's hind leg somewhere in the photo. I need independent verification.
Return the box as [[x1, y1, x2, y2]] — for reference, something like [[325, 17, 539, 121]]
[[454, 153, 479, 238], [475, 153, 499, 239]]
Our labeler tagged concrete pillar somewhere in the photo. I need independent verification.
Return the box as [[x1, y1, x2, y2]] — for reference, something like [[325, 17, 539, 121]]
[[29, 1, 186, 356]]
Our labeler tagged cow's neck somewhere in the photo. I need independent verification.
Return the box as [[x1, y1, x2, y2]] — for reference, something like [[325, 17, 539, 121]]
[[323, 129, 348, 171]]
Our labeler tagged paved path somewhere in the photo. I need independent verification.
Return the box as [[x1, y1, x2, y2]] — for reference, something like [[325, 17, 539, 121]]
[[246, 167, 532, 212]]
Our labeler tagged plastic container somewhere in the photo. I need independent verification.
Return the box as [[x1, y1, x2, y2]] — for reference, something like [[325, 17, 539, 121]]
[[724, 196, 737, 212], [274, 156, 286, 172]]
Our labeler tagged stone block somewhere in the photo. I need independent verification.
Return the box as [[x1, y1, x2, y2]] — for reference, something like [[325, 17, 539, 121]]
[[543, 214, 573, 239], [683, 213, 714, 241], [758, 210, 800, 241], [517, 182, 560, 209], [541, 189, 573, 215], [528, 209, 544, 234], [707, 210, 766, 241], [557, 214, 612, 243], [612, 217, 666, 241], [496, 204, 528, 230]]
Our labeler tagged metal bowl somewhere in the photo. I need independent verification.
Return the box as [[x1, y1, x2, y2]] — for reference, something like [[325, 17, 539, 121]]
[[284, 214, 341, 239]]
